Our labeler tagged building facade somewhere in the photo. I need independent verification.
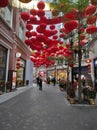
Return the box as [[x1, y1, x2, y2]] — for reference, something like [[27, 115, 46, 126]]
[[0, 4, 33, 92]]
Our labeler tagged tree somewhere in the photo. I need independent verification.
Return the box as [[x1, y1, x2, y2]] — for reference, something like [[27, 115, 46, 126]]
[[50, 0, 97, 102]]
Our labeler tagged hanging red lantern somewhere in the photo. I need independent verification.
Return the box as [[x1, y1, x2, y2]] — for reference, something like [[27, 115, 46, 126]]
[[26, 24, 33, 30], [69, 63, 74, 68], [30, 16, 37, 24], [0, 0, 8, 7], [16, 66, 20, 70], [85, 5, 96, 15], [16, 58, 21, 61], [91, 0, 97, 5], [20, 12, 30, 21], [60, 33, 65, 38], [86, 26, 97, 34], [37, 1, 45, 9], [30, 9, 37, 15], [19, 0, 32, 3], [37, 9, 45, 17], [31, 31, 37, 36], [80, 34, 85, 40], [25, 39, 32, 46], [53, 35, 58, 39], [88, 64, 91, 73], [25, 31, 33, 38], [50, 25, 55, 30], [80, 40, 86, 46], [64, 20, 78, 32], [86, 16, 96, 25], [64, 9, 78, 19]]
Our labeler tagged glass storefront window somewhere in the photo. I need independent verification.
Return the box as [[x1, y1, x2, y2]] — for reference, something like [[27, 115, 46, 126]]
[[16, 58, 25, 87], [0, 45, 7, 80]]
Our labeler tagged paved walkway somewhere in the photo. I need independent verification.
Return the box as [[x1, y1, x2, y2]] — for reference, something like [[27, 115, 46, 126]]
[[0, 83, 97, 130], [0, 85, 35, 104]]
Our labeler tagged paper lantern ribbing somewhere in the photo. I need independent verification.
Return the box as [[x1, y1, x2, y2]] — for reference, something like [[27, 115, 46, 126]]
[[0, 0, 8, 7], [86, 26, 97, 34], [37, 1, 45, 9], [20, 12, 30, 21]]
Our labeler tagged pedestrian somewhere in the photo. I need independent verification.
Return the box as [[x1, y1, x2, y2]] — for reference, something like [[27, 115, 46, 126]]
[[52, 77, 56, 86], [36, 76, 39, 87], [81, 77, 86, 87], [95, 77, 97, 92], [47, 76, 50, 84], [38, 75, 43, 90]]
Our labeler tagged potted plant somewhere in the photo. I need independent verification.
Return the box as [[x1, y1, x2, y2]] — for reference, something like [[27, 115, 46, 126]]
[[6, 81, 11, 92], [66, 83, 75, 104], [59, 79, 66, 91], [0, 81, 5, 94], [82, 87, 89, 101], [88, 88, 96, 105]]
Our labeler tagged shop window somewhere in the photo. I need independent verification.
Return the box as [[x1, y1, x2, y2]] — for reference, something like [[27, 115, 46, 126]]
[[16, 58, 26, 87], [0, 45, 7, 80]]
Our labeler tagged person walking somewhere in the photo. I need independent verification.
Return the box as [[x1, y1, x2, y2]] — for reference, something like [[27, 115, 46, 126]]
[[52, 77, 56, 86], [36, 76, 39, 87], [38, 75, 43, 90]]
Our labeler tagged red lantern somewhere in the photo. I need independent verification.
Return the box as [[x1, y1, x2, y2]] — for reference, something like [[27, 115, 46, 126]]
[[30, 9, 37, 15], [86, 26, 97, 34], [19, 0, 32, 3], [37, 9, 45, 17], [30, 16, 37, 24], [69, 63, 74, 68], [20, 12, 30, 21], [80, 34, 85, 40], [26, 24, 33, 30], [0, 0, 8, 7], [25, 39, 32, 45], [88, 64, 91, 73], [64, 9, 78, 19], [64, 20, 78, 32], [31, 31, 37, 36], [37, 1, 45, 9], [86, 16, 96, 25], [50, 25, 55, 30], [91, 0, 97, 5], [17, 58, 21, 61], [25, 31, 32, 38], [85, 5, 96, 15], [60, 33, 65, 38], [53, 35, 58, 39]]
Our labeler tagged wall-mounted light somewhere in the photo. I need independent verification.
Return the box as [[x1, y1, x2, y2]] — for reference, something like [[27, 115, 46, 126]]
[[16, 52, 21, 58]]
